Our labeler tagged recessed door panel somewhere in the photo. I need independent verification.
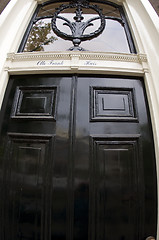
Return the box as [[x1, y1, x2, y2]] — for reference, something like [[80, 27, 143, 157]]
[[2, 133, 54, 240], [0, 75, 157, 240], [90, 136, 140, 240], [11, 86, 57, 120]]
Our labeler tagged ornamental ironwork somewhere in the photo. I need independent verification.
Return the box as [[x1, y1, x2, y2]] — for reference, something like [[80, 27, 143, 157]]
[[51, 0, 106, 51], [22, 0, 131, 53]]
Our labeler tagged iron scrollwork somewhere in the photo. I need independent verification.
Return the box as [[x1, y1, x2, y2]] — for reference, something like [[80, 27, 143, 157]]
[[51, 0, 106, 51]]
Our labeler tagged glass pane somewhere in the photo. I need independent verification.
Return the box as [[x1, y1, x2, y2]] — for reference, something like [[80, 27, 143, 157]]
[[81, 20, 130, 52], [23, 1, 130, 53]]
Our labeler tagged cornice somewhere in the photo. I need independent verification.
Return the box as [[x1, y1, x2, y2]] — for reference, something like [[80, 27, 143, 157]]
[[5, 52, 148, 75], [7, 52, 147, 64], [7, 52, 71, 61]]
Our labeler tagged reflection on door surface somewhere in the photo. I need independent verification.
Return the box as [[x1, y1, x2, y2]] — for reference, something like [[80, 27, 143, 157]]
[[0, 75, 157, 240]]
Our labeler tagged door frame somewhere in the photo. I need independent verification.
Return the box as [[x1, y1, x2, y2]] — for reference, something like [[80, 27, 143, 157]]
[[0, 0, 159, 239], [0, 74, 157, 240]]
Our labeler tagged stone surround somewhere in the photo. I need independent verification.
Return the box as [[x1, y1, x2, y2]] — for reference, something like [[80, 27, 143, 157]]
[[0, 0, 159, 16]]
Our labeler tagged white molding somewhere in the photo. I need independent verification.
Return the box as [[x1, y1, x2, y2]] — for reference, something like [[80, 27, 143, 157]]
[[34, 0, 125, 5], [6, 52, 147, 62], [0, 0, 37, 74], [0, 0, 159, 237], [0, 0, 18, 29], [124, 1, 159, 238], [5, 52, 148, 75]]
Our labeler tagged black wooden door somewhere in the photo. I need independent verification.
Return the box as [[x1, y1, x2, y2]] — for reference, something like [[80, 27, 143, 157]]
[[0, 75, 157, 240]]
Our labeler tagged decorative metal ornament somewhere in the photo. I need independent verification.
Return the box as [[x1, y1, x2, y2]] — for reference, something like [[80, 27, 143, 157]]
[[51, 0, 106, 51]]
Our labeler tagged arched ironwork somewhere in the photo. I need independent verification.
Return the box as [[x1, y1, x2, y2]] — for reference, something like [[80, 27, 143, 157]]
[[18, 0, 136, 53], [51, 0, 106, 51]]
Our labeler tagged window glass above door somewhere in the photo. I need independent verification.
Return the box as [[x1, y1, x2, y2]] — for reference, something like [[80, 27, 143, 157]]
[[20, 1, 136, 53]]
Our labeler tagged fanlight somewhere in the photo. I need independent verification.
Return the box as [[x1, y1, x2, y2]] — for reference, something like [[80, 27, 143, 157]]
[[51, 0, 122, 51]]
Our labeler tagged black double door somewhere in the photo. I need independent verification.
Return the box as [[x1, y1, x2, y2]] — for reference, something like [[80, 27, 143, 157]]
[[0, 75, 157, 240]]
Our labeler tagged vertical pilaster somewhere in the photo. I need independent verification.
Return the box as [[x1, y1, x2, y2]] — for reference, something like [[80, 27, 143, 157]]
[[123, 1, 159, 239], [0, 0, 37, 106]]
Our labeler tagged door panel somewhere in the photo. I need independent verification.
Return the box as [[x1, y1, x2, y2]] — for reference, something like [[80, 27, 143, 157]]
[[0, 75, 72, 240], [11, 85, 57, 120], [90, 136, 140, 240], [3, 133, 54, 240], [0, 75, 157, 240], [74, 75, 156, 240]]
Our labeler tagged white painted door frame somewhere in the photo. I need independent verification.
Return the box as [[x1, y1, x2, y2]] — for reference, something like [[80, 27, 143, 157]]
[[0, 0, 159, 238]]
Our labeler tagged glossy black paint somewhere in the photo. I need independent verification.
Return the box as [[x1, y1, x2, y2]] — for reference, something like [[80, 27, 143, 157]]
[[0, 75, 157, 240]]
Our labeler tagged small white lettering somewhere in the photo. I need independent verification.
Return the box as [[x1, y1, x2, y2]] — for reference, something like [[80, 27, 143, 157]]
[[37, 60, 46, 66], [37, 60, 64, 66], [84, 61, 97, 66], [49, 60, 64, 65]]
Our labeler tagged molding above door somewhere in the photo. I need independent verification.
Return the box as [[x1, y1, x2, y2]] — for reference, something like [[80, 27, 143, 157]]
[[5, 52, 148, 75], [34, 0, 125, 5]]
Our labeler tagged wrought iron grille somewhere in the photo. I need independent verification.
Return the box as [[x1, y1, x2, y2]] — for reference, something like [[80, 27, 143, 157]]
[[19, 0, 136, 53]]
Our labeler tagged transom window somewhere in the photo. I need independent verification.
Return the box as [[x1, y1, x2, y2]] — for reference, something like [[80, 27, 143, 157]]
[[19, 0, 136, 53]]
